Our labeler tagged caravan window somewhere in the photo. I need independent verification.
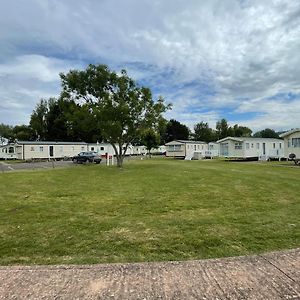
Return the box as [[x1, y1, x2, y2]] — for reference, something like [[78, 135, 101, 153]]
[[91, 147, 94, 151], [235, 142, 242, 149], [245, 143, 250, 150], [39, 146, 43, 152], [8, 147, 14, 153], [292, 138, 300, 147], [100, 147, 104, 151], [273, 143, 276, 149]]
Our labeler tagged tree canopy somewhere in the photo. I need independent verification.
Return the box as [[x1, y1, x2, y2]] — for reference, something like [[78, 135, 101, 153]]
[[142, 129, 160, 156], [29, 97, 102, 142], [60, 64, 171, 167], [253, 128, 280, 138], [164, 119, 190, 143], [193, 122, 216, 142]]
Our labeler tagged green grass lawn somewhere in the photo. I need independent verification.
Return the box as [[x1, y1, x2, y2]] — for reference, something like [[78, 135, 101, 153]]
[[0, 159, 299, 265]]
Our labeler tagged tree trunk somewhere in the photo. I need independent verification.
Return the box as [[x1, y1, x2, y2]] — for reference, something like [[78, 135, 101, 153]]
[[116, 155, 124, 167], [111, 142, 130, 168]]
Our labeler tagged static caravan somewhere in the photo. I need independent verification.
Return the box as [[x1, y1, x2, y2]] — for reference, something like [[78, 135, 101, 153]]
[[205, 142, 220, 158], [88, 143, 115, 157], [131, 145, 147, 155], [88, 143, 138, 156], [217, 137, 284, 160], [7, 141, 88, 160], [165, 140, 208, 160], [131, 145, 166, 155], [0, 144, 18, 160], [151, 145, 166, 155], [88, 143, 165, 156], [279, 128, 300, 159]]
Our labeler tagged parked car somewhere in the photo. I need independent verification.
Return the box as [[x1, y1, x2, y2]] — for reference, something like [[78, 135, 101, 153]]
[[72, 151, 102, 164]]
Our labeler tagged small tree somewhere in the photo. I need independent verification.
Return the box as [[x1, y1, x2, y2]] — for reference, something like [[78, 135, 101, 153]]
[[142, 129, 160, 157], [60, 64, 171, 167]]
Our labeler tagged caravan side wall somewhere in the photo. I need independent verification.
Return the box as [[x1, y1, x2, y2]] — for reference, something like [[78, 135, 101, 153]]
[[23, 144, 88, 160], [284, 132, 300, 158]]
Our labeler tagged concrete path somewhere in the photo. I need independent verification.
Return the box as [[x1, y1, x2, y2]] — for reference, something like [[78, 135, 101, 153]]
[[0, 161, 74, 172], [0, 249, 299, 299]]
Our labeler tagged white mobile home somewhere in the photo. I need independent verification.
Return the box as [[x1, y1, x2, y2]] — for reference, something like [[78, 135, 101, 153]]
[[88, 143, 144, 156], [88, 143, 166, 156], [0, 144, 18, 160], [279, 128, 300, 159], [165, 140, 208, 160], [206, 142, 220, 158], [3, 141, 88, 160], [217, 137, 284, 160]]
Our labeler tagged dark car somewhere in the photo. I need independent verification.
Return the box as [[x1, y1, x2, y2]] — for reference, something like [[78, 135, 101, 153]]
[[72, 151, 102, 164]]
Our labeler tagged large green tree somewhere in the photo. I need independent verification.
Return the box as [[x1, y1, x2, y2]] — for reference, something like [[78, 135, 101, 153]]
[[60, 64, 170, 167], [232, 124, 252, 137], [216, 118, 230, 140], [164, 119, 190, 143], [12, 125, 34, 141], [30, 97, 102, 142], [253, 128, 279, 138], [193, 122, 216, 142]]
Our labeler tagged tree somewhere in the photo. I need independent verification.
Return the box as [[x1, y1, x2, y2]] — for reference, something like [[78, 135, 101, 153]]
[[232, 124, 252, 137], [216, 118, 230, 140], [29, 97, 103, 142], [60, 64, 171, 167], [193, 122, 215, 142], [12, 125, 34, 141], [164, 119, 190, 143], [30, 99, 49, 140], [0, 123, 13, 144], [142, 129, 160, 157], [157, 117, 168, 145], [253, 128, 279, 138]]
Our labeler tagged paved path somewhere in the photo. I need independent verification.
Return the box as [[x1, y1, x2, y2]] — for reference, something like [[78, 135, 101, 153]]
[[0, 161, 74, 172], [0, 249, 299, 299]]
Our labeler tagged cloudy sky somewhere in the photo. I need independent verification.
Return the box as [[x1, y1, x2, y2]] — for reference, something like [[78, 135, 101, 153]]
[[1, 0, 299, 132]]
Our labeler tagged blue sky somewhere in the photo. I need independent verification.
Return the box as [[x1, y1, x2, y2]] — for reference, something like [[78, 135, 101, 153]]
[[0, 0, 300, 132]]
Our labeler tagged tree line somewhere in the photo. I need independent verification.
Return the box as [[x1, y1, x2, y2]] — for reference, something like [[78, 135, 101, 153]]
[[0, 63, 282, 166], [1, 113, 280, 145]]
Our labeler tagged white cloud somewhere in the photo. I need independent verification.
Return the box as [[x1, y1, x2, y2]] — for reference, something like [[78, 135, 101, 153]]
[[0, 55, 83, 124], [0, 0, 299, 131]]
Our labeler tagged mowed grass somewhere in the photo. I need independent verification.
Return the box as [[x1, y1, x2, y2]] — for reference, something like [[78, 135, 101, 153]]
[[0, 159, 299, 265]]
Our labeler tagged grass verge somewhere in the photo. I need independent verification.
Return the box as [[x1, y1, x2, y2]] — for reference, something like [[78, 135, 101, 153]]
[[0, 159, 299, 265]]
